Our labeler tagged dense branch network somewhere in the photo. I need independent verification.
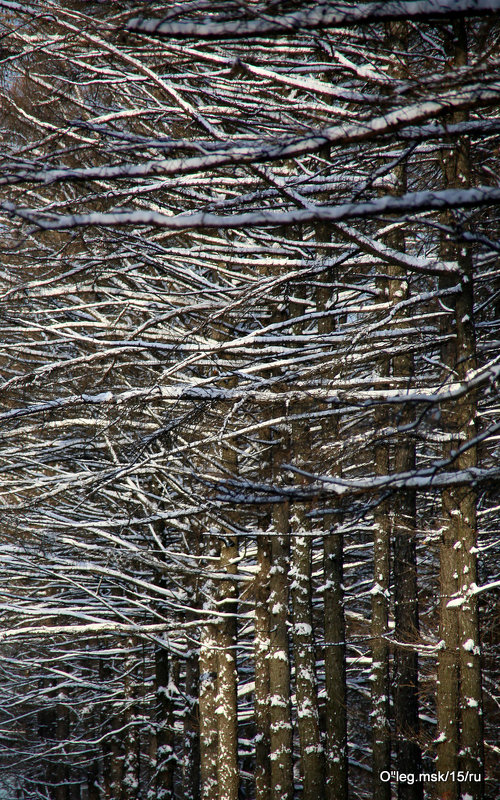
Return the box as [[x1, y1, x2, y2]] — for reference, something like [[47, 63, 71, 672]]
[[0, 2, 499, 800]]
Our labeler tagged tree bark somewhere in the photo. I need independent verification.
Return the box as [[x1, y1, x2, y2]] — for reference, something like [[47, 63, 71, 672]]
[[269, 497, 293, 800], [371, 326, 391, 800], [254, 532, 271, 800], [323, 526, 347, 800], [290, 507, 324, 799], [216, 425, 239, 800], [316, 222, 348, 800], [154, 646, 176, 800], [199, 540, 219, 800], [217, 532, 239, 800], [436, 19, 484, 800], [183, 627, 200, 800], [122, 639, 140, 800]]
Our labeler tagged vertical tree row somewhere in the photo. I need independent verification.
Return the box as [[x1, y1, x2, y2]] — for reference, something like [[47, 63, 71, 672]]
[[1, 2, 499, 800], [437, 19, 485, 800]]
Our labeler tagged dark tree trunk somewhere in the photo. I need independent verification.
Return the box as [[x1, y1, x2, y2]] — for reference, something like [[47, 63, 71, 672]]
[[437, 20, 484, 800], [268, 500, 293, 800], [183, 636, 200, 800], [154, 646, 176, 799], [254, 533, 271, 800]]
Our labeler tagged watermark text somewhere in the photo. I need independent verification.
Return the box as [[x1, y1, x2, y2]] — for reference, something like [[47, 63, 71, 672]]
[[380, 770, 481, 785]]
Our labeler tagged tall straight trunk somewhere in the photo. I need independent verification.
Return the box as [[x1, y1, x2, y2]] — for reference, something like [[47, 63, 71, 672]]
[[122, 640, 140, 800], [381, 22, 423, 797], [267, 252, 295, 800], [437, 238, 461, 800], [323, 526, 347, 799], [199, 540, 219, 800], [452, 79, 484, 800], [37, 681, 70, 800], [385, 145, 422, 800], [391, 286, 422, 799], [254, 532, 271, 800], [316, 227, 347, 800], [371, 332, 391, 800], [392, 362, 422, 799], [290, 509, 324, 799], [55, 702, 70, 800], [104, 714, 124, 799], [217, 532, 239, 800], [269, 498, 293, 800], [255, 250, 293, 800], [436, 477, 460, 800], [183, 628, 200, 800], [254, 264, 290, 800], [289, 284, 324, 799], [154, 646, 176, 799], [99, 653, 124, 800], [216, 430, 239, 800], [436, 19, 484, 800]]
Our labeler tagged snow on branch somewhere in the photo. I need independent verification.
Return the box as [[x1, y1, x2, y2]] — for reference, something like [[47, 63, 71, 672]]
[[2, 84, 499, 187], [0, 0, 43, 16], [0, 621, 168, 642], [213, 465, 500, 505], [5, 188, 500, 262], [1, 358, 499, 423], [126, 0, 500, 39]]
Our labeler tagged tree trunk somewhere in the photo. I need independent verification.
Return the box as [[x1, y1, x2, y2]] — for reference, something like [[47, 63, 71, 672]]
[[392, 418, 422, 799], [154, 646, 176, 800], [217, 533, 239, 800], [254, 532, 271, 800], [383, 55, 422, 789], [215, 422, 239, 800], [324, 527, 347, 800], [122, 640, 140, 800], [199, 540, 219, 800], [436, 19, 484, 800], [55, 702, 71, 800], [316, 223, 348, 800], [289, 278, 324, 799], [269, 499, 293, 800], [371, 342, 391, 800], [183, 631, 200, 800], [290, 507, 324, 799]]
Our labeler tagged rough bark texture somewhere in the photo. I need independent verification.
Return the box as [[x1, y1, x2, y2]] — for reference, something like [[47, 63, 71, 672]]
[[154, 647, 176, 800], [183, 638, 200, 800], [55, 703, 71, 800], [392, 439, 422, 800], [323, 527, 347, 800], [99, 656, 124, 800], [254, 533, 271, 800], [437, 19, 484, 800], [122, 641, 140, 800], [288, 283, 324, 799], [436, 483, 460, 800], [290, 509, 324, 799], [199, 541, 219, 800], [315, 226, 348, 800], [269, 499, 293, 800], [387, 176, 422, 800], [382, 23, 423, 796], [216, 429, 240, 800], [371, 334, 391, 800], [216, 533, 239, 800]]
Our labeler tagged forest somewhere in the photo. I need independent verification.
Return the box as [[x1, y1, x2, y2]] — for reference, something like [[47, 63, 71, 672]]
[[0, 1, 499, 799]]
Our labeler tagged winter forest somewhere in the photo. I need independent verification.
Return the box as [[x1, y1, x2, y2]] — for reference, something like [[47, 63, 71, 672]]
[[0, 1, 499, 799]]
